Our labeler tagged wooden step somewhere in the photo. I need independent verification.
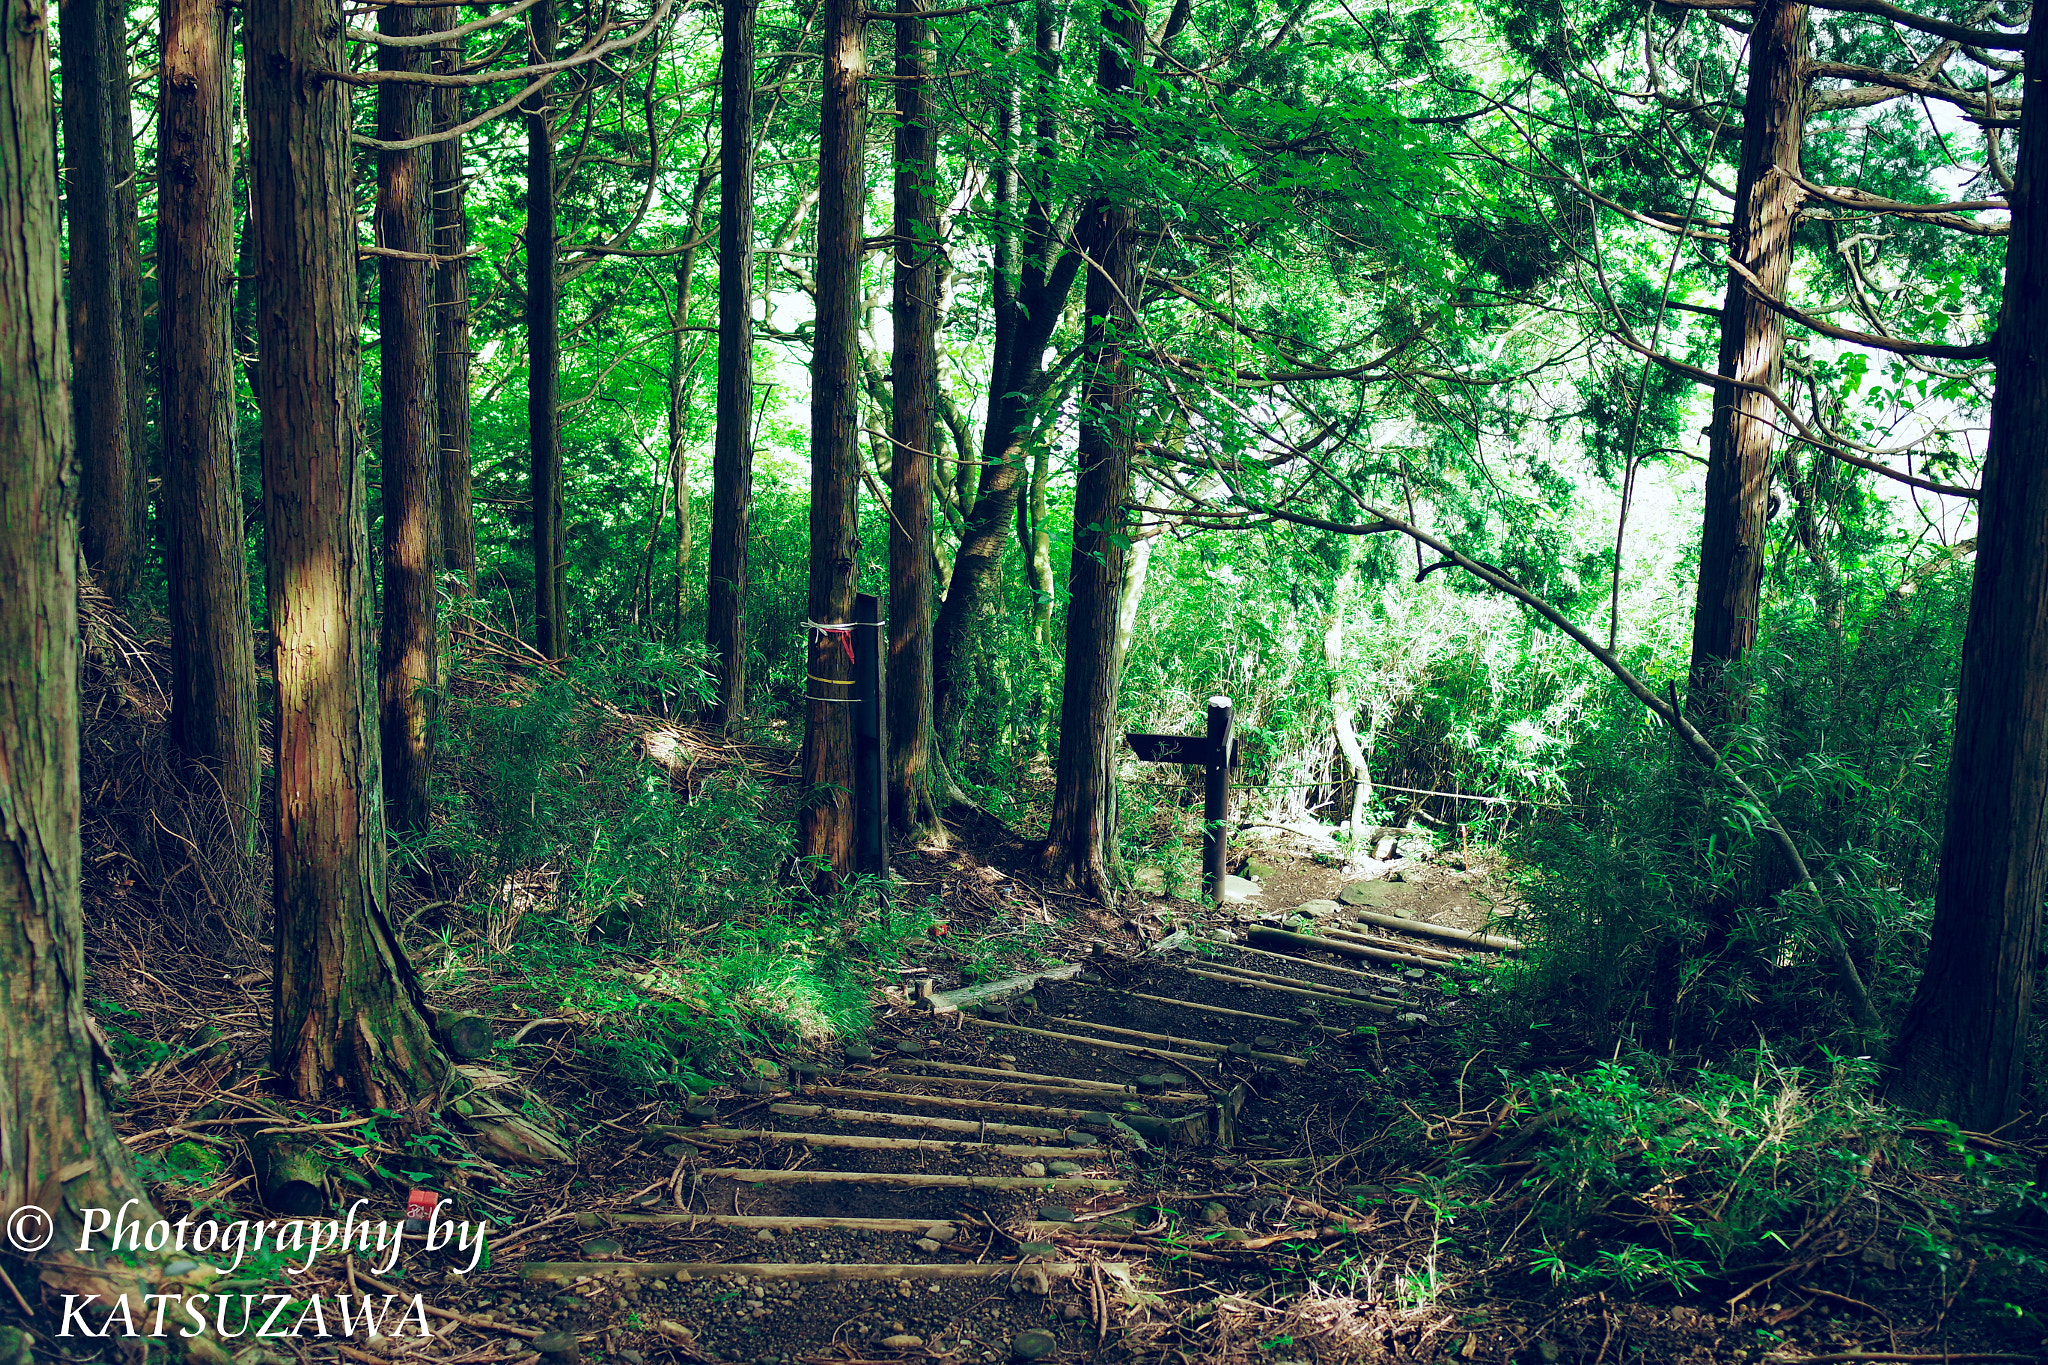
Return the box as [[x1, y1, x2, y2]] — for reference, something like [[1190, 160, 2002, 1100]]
[[770, 1099, 1084, 1138], [697, 1168, 1124, 1191], [521, 1260, 1114, 1284], [690, 1127, 1104, 1158]]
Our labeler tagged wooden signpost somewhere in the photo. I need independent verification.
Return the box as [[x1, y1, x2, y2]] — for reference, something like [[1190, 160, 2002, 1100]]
[[1127, 695, 1234, 903]]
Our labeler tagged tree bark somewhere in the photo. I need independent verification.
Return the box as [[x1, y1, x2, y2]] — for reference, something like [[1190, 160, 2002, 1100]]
[[526, 0, 566, 660], [888, 0, 942, 840], [1113, 516, 1158, 666], [705, 0, 757, 724], [160, 0, 259, 852], [667, 263, 695, 634], [1027, 440, 1053, 644], [433, 10, 477, 596], [1322, 539, 1371, 835], [61, 0, 144, 602], [248, 0, 449, 1105], [1, 5, 166, 1288], [1886, 12, 2048, 1131], [111, 18, 145, 521], [930, 1, 1081, 743], [1687, 0, 1808, 723], [800, 0, 866, 883], [1041, 0, 1142, 899], [378, 0, 441, 838]]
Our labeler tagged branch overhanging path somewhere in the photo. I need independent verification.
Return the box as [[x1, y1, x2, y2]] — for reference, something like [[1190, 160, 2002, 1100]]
[[1159, 434, 1885, 1037]]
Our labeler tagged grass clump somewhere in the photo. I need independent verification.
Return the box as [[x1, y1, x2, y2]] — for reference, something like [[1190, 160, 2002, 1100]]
[[408, 642, 889, 1100], [1430, 1049, 2048, 1299]]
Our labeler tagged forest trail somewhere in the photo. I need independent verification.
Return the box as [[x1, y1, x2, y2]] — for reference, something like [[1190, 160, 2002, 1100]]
[[477, 872, 1490, 1365], [92, 827, 2048, 1365]]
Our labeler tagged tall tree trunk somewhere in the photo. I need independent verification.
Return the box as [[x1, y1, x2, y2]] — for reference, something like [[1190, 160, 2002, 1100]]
[[248, 0, 448, 1105], [1659, 0, 1811, 1044], [160, 0, 259, 851], [1, 7, 166, 1289], [1027, 441, 1053, 644], [931, 0, 1081, 742], [61, 0, 143, 602], [1322, 539, 1371, 835], [800, 0, 866, 882], [705, 0, 757, 724], [1886, 12, 2048, 1131], [888, 0, 942, 840], [1687, 0, 1808, 723], [1113, 519, 1157, 666], [668, 264, 695, 634], [112, 23, 145, 516], [378, 0, 441, 837], [1041, 0, 1141, 899], [526, 0, 566, 660], [433, 13, 476, 597]]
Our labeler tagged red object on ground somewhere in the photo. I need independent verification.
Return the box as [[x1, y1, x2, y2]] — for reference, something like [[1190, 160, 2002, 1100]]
[[405, 1188, 439, 1221]]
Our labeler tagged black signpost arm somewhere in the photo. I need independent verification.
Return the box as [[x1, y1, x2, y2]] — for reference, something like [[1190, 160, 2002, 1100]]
[[853, 592, 889, 879], [1205, 696, 1233, 903]]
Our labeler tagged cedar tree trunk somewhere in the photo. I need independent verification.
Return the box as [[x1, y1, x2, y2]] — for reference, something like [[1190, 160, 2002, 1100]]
[[433, 12, 477, 596], [61, 0, 144, 602], [1, 4, 166, 1293], [888, 0, 942, 839], [668, 263, 695, 631], [526, 0, 566, 660], [1687, 0, 1808, 722], [1040, 0, 1141, 899], [800, 0, 865, 882], [248, 0, 449, 1105], [1886, 12, 2048, 1130], [160, 0, 260, 851], [377, 1, 442, 837], [705, 0, 757, 723]]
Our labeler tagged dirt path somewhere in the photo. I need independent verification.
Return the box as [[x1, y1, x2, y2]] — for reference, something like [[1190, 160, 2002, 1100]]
[[469, 882, 1500, 1365]]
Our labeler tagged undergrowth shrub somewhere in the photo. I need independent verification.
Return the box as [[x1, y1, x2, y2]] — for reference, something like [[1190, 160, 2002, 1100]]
[[1496, 556, 1971, 1054], [1518, 1051, 1887, 1289], [1455, 1049, 2048, 1300], [420, 643, 886, 1094]]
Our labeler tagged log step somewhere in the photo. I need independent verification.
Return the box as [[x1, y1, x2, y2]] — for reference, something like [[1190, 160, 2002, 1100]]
[[1121, 989, 1352, 1035], [1321, 924, 1467, 962], [962, 1016, 1272, 1066], [841, 1070, 1203, 1104], [889, 1059, 1146, 1092], [689, 1127, 1103, 1158], [1346, 909, 1524, 953], [1223, 942, 1389, 982], [597, 1214, 967, 1233], [1194, 959, 1404, 1006], [1185, 967, 1391, 1012], [1014, 1012, 1312, 1066], [769, 1100, 1082, 1138], [698, 1168, 1124, 1191], [521, 1261, 1113, 1284], [1246, 925, 1456, 971], [791, 1089, 1200, 1127]]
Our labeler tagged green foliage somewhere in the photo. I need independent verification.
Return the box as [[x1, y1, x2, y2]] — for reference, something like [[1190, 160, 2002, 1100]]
[[1497, 548, 1970, 1047], [1519, 1052, 1887, 1278]]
